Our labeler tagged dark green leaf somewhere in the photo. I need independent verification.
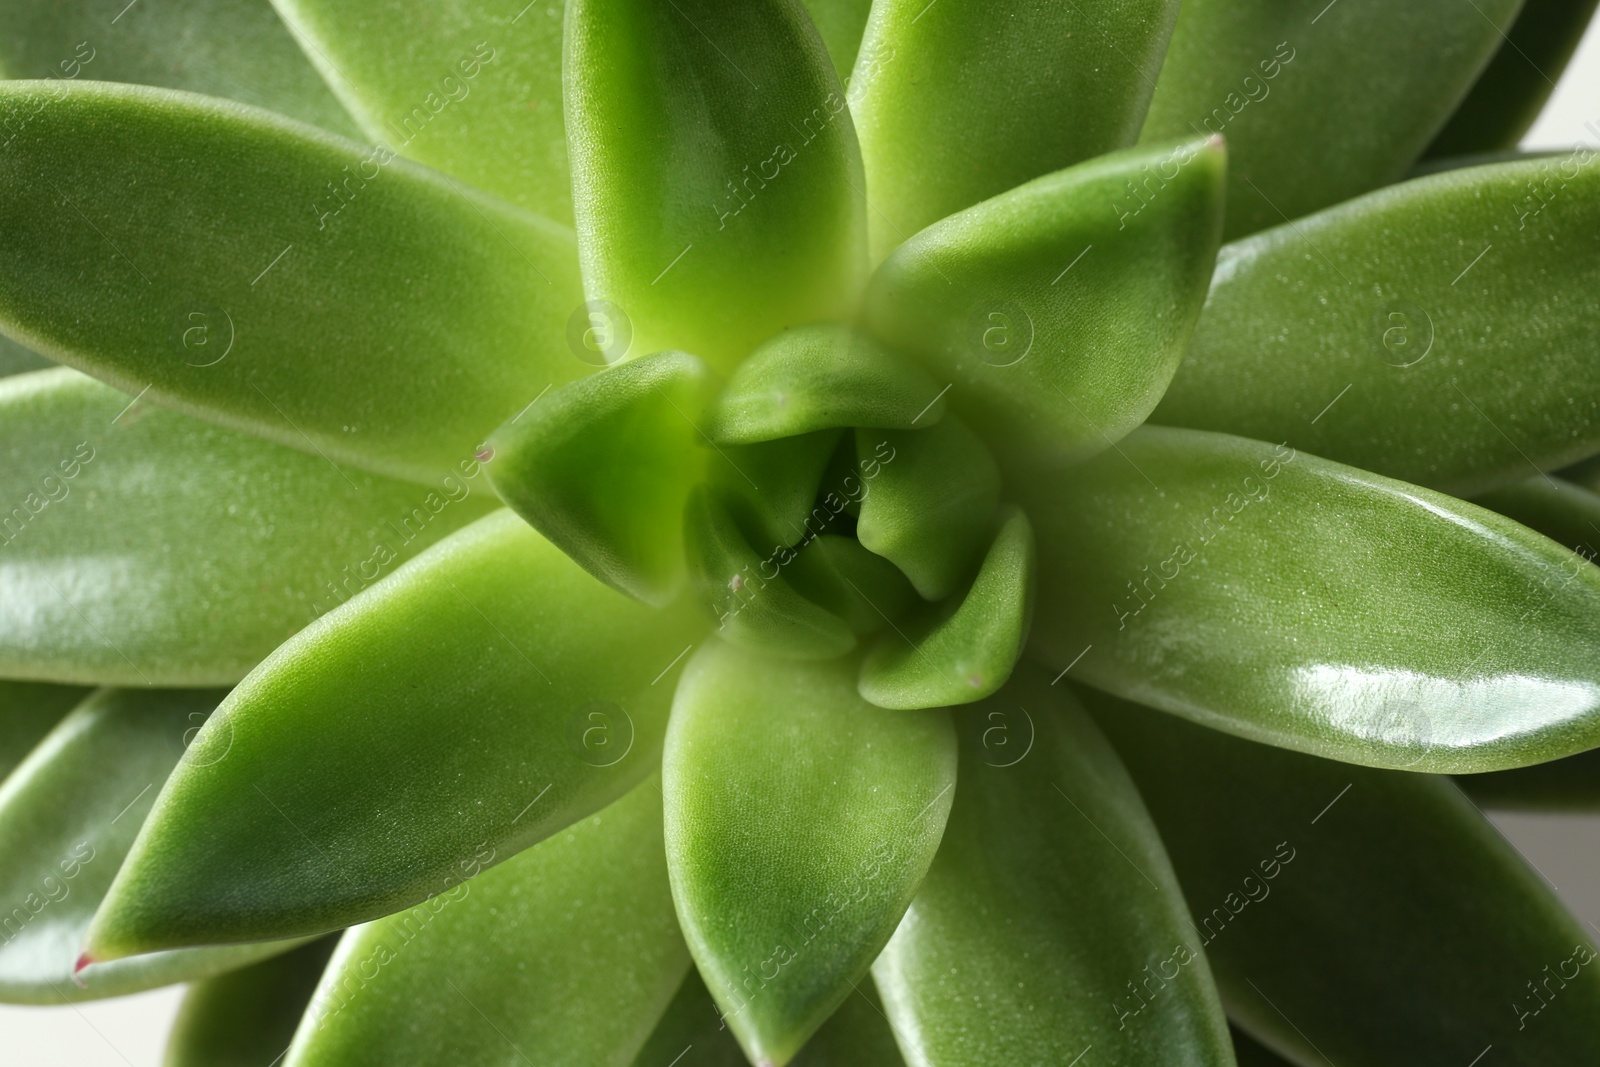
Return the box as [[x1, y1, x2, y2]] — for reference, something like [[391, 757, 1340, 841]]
[[565, 0, 865, 372], [0, 81, 583, 482], [0, 369, 492, 686], [268, 0, 571, 220], [487, 352, 717, 605], [287, 779, 687, 1067], [1475, 477, 1600, 560], [1155, 156, 1600, 495], [1142, 0, 1519, 238], [0, 0, 360, 135], [707, 325, 946, 445], [863, 138, 1225, 477], [1428, 0, 1600, 158], [1030, 426, 1600, 773], [787, 535, 919, 637], [0, 689, 303, 1003], [1089, 689, 1600, 1065], [860, 507, 1035, 710], [1230, 1027, 1296, 1067], [165, 937, 338, 1067], [850, 0, 1181, 258], [873, 671, 1235, 1065], [0, 337, 50, 377], [83, 512, 702, 958], [1456, 749, 1600, 811], [0, 681, 84, 782], [664, 641, 957, 1065]]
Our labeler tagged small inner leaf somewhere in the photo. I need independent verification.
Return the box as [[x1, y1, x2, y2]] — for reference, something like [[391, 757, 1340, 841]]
[[707, 324, 947, 445], [712, 430, 843, 552], [786, 535, 919, 637], [860, 507, 1035, 710], [487, 351, 716, 605], [854, 419, 1000, 601]]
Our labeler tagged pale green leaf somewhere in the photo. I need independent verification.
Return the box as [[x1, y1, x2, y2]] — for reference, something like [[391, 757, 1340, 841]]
[[664, 641, 957, 1065], [803, 0, 875, 83], [84, 512, 702, 958], [0, 81, 583, 483], [1030, 426, 1600, 773], [0, 369, 492, 686]]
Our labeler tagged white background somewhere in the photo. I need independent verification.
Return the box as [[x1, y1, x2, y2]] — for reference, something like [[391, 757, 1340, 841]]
[[6, 14, 1600, 1067]]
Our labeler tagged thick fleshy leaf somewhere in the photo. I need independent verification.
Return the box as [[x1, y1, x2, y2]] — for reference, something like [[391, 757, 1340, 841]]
[[664, 641, 957, 1066], [685, 488, 857, 660], [863, 138, 1225, 476], [854, 420, 999, 600], [860, 507, 1035, 710], [487, 352, 717, 605], [0, 681, 84, 782], [165, 937, 338, 1067], [286, 778, 687, 1067], [84, 511, 702, 958], [633, 969, 907, 1067], [565, 0, 866, 371], [268, 0, 571, 220], [0, 369, 491, 686], [0, 689, 303, 1003], [1155, 156, 1600, 495], [1476, 477, 1600, 560], [0, 0, 360, 135], [0, 81, 582, 482], [1030, 426, 1600, 773], [1141, 0, 1519, 239], [714, 431, 843, 551], [803, 0, 875, 83], [1456, 749, 1600, 811], [873, 672, 1234, 1066], [787, 535, 920, 637], [850, 0, 1181, 259], [1089, 690, 1600, 1064], [707, 325, 946, 445], [1427, 0, 1600, 158]]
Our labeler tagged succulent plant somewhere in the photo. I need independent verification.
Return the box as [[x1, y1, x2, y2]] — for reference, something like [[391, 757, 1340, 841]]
[[4, 0, 1600, 1064]]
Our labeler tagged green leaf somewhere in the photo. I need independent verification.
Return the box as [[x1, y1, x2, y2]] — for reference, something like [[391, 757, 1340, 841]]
[[713, 431, 844, 551], [632, 969, 907, 1067], [1475, 477, 1600, 560], [707, 325, 946, 445], [0, 0, 360, 136], [1427, 0, 1600, 158], [0, 81, 583, 483], [860, 507, 1034, 710], [1456, 748, 1600, 812], [1230, 1027, 1295, 1067], [565, 0, 866, 372], [1088, 689, 1600, 1065], [83, 512, 703, 958], [873, 671, 1234, 1066], [786, 534, 920, 637], [664, 641, 957, 1066], [855, 421, 1000, 601], [1141, 0, 1520, 239], [802, 0, 875, 83], [0, 369, 492, 686], [0, 681, 84, 782], [0, 336, 50, 378], [268, 0, 571, 221], [486, 352, 717, 605], [1154, 155, 1600, 495], [685, 488, 857, 660], [863, 138, 1225, 477], [850, 0, 1181, 259], [1029, 426, 1600, 773], [0, 689, 304, 1003], [286, 778, 687, 1067], [165, 937, 338, 1067]]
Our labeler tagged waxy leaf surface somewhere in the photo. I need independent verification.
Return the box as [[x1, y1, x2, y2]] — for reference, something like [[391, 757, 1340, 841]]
[[0, 369, 492, 686], [850, 0, 1180, 259], [0, 81, 582, 482], [1155, 157, 1600, 495], [269, 0, 572, 220], [0, 689, 302, 1003], [664, 642, 957, 1066], [864, 139, 1224, 477], [565, 0, 865, 371], [1090, 690, 1600, 1065], [1030, 427, 1600, 773], [873, 672, 1234, 1067], [165, 937, 338, 1067], [1141, 0, 1519, 238], [287, 779, 687, 1067], [85, 512, 701, 957], [0, 0, 360, 135]]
